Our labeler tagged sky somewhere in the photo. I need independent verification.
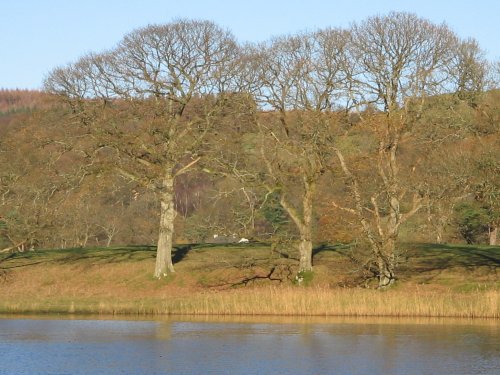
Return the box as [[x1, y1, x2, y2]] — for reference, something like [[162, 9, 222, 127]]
[[1, 0, 499, 90]]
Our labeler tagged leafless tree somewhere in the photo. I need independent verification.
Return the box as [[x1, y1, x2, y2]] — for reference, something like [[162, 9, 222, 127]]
[[231, 30, 350, 273], [45, 20, 239, 277], [332, 12, 460, 287], [449, 38, 488, 105]]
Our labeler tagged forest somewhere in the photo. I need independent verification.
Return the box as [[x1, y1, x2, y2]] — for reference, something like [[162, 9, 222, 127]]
[[0, 12, 499, 289]]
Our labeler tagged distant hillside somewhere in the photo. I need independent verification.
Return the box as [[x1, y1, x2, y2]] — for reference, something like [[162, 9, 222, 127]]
[[0, 89, 50, 114]]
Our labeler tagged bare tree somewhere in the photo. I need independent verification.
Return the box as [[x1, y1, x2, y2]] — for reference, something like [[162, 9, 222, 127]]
[[421, 148, 472, 243], [229, 30, 350, 273], [469, 145, 500, 245], [449, 38, 489, 105], [45, 20, 239, 277], [332, 12, 459, 287]]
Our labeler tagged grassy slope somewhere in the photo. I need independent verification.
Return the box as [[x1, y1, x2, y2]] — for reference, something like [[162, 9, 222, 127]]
[[0, 243, 498, 316]]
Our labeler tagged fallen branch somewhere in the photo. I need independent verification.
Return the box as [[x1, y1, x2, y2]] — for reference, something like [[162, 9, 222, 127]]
[[0, 240, 27, 254]]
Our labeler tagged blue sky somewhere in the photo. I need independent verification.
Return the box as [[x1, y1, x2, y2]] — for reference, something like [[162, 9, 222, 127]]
[[1, 0, 499, 89]]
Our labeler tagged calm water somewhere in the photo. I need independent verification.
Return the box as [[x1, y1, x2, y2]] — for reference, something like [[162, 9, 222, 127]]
[[0, 316, 498, 375]]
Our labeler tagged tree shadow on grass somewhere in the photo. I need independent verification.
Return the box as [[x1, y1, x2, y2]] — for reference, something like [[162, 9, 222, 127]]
[[56, 246, 157, 265], [0, 245, 157, 269], [172, 244, 193, 264], [312, 243, 352, 257], [405, 243, 500, 273]]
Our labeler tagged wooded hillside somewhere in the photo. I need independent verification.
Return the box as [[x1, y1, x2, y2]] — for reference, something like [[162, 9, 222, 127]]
[[1, 12, 498, 286], [1, 91, 497, 243]]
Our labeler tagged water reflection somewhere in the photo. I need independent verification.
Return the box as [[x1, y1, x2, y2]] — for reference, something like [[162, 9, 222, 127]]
[[0, 315, 498, 375]]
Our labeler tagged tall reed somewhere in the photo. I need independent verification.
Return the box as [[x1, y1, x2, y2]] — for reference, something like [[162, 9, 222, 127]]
[[163, 287, 498, 318], [1, 287, 497, 318]]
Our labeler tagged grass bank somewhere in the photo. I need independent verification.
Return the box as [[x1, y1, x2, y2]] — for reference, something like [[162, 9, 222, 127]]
[[0, 243, 498, 318]]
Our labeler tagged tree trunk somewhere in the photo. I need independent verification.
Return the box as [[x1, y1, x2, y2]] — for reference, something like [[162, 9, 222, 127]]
[[376, 119, 401, 288], [298, 238, 313, 272], [154, 174, 176, 278], [435, 204, 445, 244], [377, 260, 395, 288], [298, 178, 314, 273], [436, 229, 443, 245], [377, 193, 400, 288], [280, 178, 315, 274], [377, 239, 396, 288], [490, 224, 498, 246]]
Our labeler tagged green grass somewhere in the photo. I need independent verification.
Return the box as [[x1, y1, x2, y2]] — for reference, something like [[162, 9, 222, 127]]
[[399, 243, 499, 288], [0, 242, 498, 317], [1, 242, 498, 288]]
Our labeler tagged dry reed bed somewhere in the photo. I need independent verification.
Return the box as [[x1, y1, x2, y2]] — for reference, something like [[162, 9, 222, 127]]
[[1, 287, 498, 318]]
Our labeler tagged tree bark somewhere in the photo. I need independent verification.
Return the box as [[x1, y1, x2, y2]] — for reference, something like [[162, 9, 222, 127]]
[[278, 178, 315, 273], [298, 238, 313, 272], [490, 224, 498, 246], [154, 174, 176, 278], [298, 178, 314, 273], [435, 204, 445, 244], [378, 238, 396, 288]]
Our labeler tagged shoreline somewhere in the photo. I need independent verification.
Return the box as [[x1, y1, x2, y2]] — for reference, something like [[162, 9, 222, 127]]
[[1, 287, 498, 319], [2, 312, 498, 324], [1, 244, 498, 319]]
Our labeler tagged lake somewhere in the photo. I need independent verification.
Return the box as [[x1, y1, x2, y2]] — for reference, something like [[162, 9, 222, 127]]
[[0, 316, 498, 374]]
